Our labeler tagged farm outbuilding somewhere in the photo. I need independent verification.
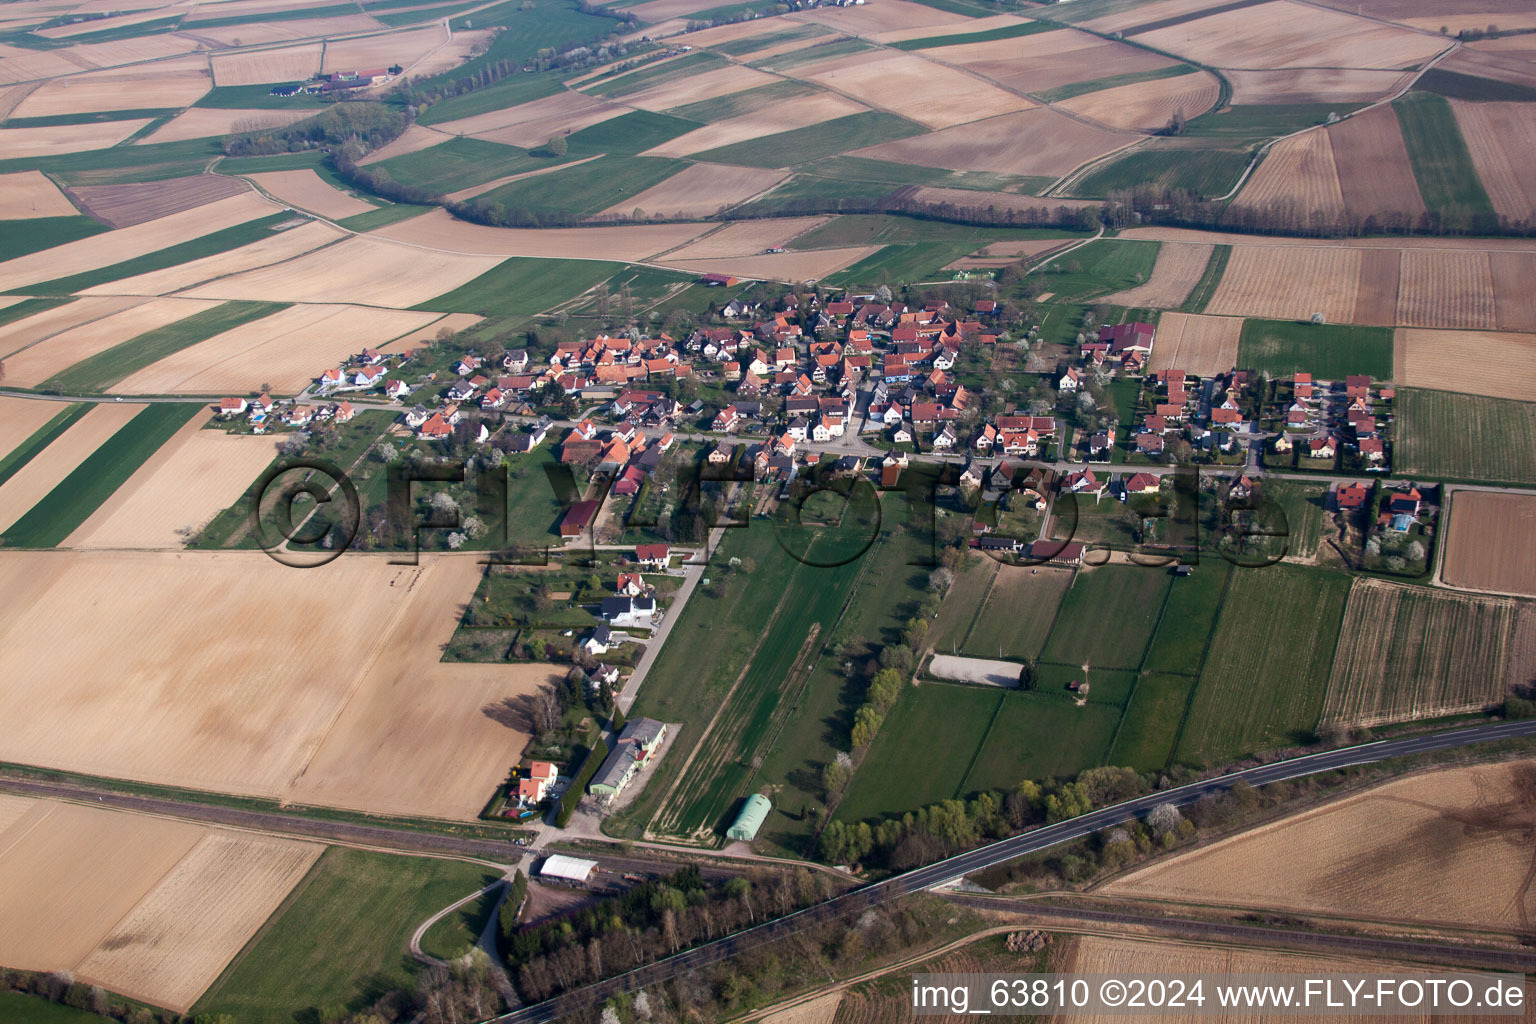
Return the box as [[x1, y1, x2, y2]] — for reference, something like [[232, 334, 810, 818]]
[[539, 854, 598, 885], [726, 794, 771, 841]]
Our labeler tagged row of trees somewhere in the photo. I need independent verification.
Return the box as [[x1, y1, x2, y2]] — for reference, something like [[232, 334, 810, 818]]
[[508, 866, 835, 1003]]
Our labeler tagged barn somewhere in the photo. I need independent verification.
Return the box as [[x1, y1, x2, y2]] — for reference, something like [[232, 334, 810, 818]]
[[560, 499, 600, 537], [726, 794, 772, 841]]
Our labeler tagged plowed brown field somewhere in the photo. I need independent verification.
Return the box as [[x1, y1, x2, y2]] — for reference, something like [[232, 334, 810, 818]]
[[1329, 104, 1426, 222], [371, 207, 707, 260], [1233, 130, 1345, 227], [1394, 328, 1536, 402], [1397, 249, 1497, 330], [852, 108, 1130, 176], [437, 89, 625, 142], [1145, 312, 1243, 375], [1106, 760, 1536, 932], [1226, 67, 1410, 104], [1443, 491, 1536, 597], [1057, 72, 1221, 133], [597, 162, 786, 218], [800, 50, 1029, 129], [1206, 245, 1362, 324], [1454, 100, 1536, 222], [68, 174, 251, 228], [929, 28, 1177, 95], [1322, 578, 1535, 725], [1492, 252, 1536, 333], [646, 92, 868, 157], [1135, 0, 1447, 69], [0, 551, 559, 820]]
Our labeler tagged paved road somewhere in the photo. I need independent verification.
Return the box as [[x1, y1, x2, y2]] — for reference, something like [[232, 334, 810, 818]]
[[482, 718, 1536, 1023]]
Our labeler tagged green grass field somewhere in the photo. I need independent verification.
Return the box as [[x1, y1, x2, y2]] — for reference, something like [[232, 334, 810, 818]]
[[1396, 388, 1536, 485], [692, 111, 926, 169], [0, 993, 109, 1024], [415, 72, 568, 126], [1263, 480, 1326, 560], [0, 136, 221, 186], [337, 203, 433, 232], [501, 445, 572, 544], [413, 255, 615, 319], [1186, 103, 1363, 138], [891, 19, 1059, 49], [1070, 143, 1254, 199], [0, 216, 105, 263], [836, 683, 1001, 820], [1236, 318, 1393, 382], [0, 403, 202, 548], [959, 566, 1071, 662], [377, 136, 558, 195], [0, 404, 88, 490], [790, 215, 1078, 250], [195, 847, 497, 1024], [565, 109, 702, 156], [1393, 92, 1494, 217], [29, 214, 292, 294], [1175, 565, 1351, 766], [962, 691, 1121, 792], [1040, 564, 1172, 671], [1107, 672, 1197, 772], [474, 154, 685, 219], [826, 242, 980, 287], [1028, 239, 1162, 301], [1141, 561, 1229, 676], [417, 882, 499, 960], [46, 301, 286, 393]]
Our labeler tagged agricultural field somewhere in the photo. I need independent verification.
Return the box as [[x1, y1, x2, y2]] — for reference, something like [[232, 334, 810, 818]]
[[1329, 103, 1428, 223], [0, 798, 321, 1012], [196, 846, 496, 1024], [0, 401, 148, 538], [646, 92, 870, 158], [1056, 71, 1221, 133], [1236, 318, 1394, 380], [595, 162, 788, 219], [246, 169, 377, 218], [1144, 312, 1243, 375], [1393, 92, 1494, 218], [960, 691, 1121, 794], [1176, 565, 1351, 766], [0, 552, 557, 820], [1442, 491, 1536, 597], [0, 171, 81, 219], [1101, 242, 1213, 310], [0, 296, 217, 389], [1039, 565, 1171, 671], [852, 108, 1129, 178], [1393, 328, 1536, 402], [1106, 672, 1198, 772], [1106, 760, 1536, 932], [958, 564, 1073, 662], [1322, 579, 1536, 727], [67, 174, 251, 228], [1452, 99, 1536, 222], [1232, 129, 1345, 227], [1396, 387, 1536, 484]]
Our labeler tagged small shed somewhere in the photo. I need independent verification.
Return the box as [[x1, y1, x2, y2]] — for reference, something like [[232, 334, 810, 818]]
[[726, 794, 772, 841], [539, 854, 598, 885]]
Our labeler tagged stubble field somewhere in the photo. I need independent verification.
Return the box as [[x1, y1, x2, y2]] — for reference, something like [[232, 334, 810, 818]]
[[0, 798, 322, 1012], [0, 296, 221, 388], [1205, 245, 1364, 324], [181, 234, 504, 307], [1396, 249, 1497, 330], [928, 28, 1178, 95], [372, 207, 707, 260], [81, 220, 345, 296], [10, 60, 211, 116], [1442, 491, 1536, 597], [799, 51, 1030, 130], [853, 108, 1130, 176], [1224, 67, 1410, 105], [1106, 760, 1536, 932], [65, 418, 279, 549], [209, 44, 323, 86], [1057, 72, 1221, 133], [320, 25, 446, 74], [646, 92, 868, 157], [0, 118, 156, 160], [1321, 579, 1536, 726], [244, 169, 376, 218], [0, 395, 74, 463], [0, 552, 558, 819], [1393, 328, 1536, 402], [1144, 312, 1243, 375], [1233, 129, 1345, 226], [1452, 100, 1536, 223], [140, 107, 317, 145], [113, 302, 440, 394], [1101, 242, 1213, 309], [435, 90, 625, 144], [0, 402, 145, 534], [597, 162, 787, 218], [0, 170, 79, 219], [0, 295, 145, 357]]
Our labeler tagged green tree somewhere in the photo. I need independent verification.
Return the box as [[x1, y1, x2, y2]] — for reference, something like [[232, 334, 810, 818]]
[[546, 134, 568, 157]]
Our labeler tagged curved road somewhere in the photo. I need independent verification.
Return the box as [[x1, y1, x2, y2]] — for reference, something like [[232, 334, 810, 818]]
[[484, 718, 1536, 1023]]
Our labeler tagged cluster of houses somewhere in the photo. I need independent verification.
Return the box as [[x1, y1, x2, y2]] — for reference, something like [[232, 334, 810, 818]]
[[1335, 480, 1424, 531], [1272, 373, 1391, 470], [216, 393, 354, 432], [1132, 366, 1254, 459], [582, 546, 672, 656]]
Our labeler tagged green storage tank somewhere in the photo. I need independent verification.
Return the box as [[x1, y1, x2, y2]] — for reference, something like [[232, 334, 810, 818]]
[[726, 794, 772, 841]]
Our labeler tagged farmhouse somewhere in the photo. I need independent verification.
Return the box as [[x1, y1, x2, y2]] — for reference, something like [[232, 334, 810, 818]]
[[588, 718, 668, 800], [635, 543, 670, 569], [1099, 322, 1156, 361]]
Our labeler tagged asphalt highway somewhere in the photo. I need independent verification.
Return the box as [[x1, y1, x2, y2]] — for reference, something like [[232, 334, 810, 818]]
[[486, 718, 1536, 1023]]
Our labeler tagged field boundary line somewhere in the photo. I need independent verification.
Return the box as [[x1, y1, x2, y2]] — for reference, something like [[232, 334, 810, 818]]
[[953, 690, 1007, 798], [954, 558, 1001, 653]]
